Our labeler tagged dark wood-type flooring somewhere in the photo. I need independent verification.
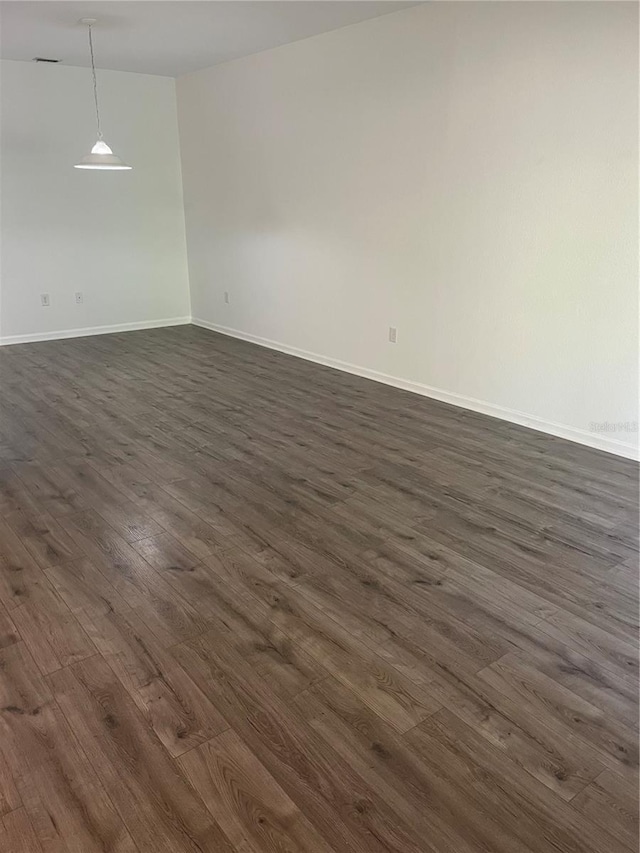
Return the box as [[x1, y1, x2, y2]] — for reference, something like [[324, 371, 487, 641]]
[[0, 324, 637, 852]]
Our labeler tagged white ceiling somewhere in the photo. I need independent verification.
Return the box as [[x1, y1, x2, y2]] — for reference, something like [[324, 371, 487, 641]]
[[0, 1, 422, 77]]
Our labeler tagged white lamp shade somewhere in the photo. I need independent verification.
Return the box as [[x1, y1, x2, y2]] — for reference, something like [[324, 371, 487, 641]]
[[74, 140, 132, 170]]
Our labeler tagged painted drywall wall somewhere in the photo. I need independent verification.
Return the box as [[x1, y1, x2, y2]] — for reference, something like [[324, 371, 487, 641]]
[[0, 59, 190, 342], [177, 1, 639, 457]]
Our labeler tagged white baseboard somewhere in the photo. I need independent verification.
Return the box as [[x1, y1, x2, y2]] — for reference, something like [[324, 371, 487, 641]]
[[0, 316, 191, 347], [191, 318, 639, 461]]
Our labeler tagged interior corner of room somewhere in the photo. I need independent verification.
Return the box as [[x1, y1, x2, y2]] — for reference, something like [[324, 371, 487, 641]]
[[0, 0, 638, 466]]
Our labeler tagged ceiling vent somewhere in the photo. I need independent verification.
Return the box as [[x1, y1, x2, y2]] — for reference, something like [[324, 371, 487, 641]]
[[33, 57, 59, 63]]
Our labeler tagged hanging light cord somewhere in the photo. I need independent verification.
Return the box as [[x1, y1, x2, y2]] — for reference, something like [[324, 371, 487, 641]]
[[87, 23, 103, 140]]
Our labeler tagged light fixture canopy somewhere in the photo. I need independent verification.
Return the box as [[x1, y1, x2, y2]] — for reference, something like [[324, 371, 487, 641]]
[[74, 19, 132, 171]]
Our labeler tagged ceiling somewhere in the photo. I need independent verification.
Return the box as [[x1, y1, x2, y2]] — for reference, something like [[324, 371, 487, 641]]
[[0, 1, 422, 77]]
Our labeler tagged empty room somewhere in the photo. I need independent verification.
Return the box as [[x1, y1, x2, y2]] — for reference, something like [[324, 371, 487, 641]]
[[0, 1, 638, 851]]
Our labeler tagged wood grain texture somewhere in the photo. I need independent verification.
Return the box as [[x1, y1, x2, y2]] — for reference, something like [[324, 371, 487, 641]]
[[178, 728, 336, 853], [49, 655, 235, 853], [0, 324, 637, 852], [0, 643, 137, 852], [0, 809, 43, 853]]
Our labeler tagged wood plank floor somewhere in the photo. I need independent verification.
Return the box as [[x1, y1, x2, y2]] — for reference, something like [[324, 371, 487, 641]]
[[0, 323, 637, 853]]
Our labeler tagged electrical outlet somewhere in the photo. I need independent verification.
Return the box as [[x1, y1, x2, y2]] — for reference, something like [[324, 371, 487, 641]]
[[388, 326, 397, 344], [41, 293, 50, 307], [224, 291, 230, 304], [75, 292, 83, 304]]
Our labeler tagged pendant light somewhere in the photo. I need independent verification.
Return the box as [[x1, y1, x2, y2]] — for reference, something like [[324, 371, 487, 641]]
[[74, 18, 132, 170]]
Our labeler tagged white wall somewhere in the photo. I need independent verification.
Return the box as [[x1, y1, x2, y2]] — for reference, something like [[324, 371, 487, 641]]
[[177, 1, 639, 458], [0, 59, 190, 342]]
